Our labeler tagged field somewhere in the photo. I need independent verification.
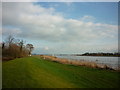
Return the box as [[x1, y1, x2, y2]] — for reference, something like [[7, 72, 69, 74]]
[[2, 56, 119, 88]]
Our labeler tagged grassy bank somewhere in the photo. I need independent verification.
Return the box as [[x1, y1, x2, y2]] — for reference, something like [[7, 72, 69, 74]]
[[3, 56, 119, 88]]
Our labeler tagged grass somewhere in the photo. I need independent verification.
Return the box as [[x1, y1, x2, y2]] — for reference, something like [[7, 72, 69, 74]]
[[0, 60, 2, 89], [2, 56, 120, 88]]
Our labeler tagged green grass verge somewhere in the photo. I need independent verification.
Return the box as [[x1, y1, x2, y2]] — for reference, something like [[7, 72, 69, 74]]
[[2, 56, 119, 88]]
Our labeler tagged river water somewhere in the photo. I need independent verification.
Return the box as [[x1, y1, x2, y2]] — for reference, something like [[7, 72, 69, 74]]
[[56, 55, 119, 69]]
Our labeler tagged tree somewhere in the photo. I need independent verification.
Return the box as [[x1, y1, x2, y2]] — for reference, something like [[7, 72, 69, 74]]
[[26, 44, 34, 56], [2, 35, 34, 60], [18, 40, 25, 52], [6, 35, 14, 48], [3, 35, 15, 57], [2, 42, 5, 49]]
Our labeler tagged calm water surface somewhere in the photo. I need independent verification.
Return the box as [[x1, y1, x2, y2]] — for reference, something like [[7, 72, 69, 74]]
[[56, 55, 119, 69]]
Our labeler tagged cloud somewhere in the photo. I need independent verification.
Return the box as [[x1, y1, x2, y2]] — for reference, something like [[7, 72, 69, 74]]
[[2, 3, 117, 42], [2, 27, 22, 36], [2, 2, 118, 53], [64, 2, 73, 6], [2, 0, 39, 2], [80, 15, 96, 22], [2, 0, 119, 2], [44, 46, 49, 50]]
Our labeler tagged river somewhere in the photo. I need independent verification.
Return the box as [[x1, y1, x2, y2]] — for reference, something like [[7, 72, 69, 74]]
[[56, 55, 119, 70]]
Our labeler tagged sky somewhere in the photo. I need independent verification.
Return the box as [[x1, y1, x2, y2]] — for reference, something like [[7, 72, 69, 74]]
[[1, 2, 118, 54]]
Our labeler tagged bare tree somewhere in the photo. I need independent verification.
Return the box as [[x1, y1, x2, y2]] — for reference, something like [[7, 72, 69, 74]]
[[2, 42, 5, 49], [18, 40, 25, 52], [26, 44, 34, 56], [6, 35, 14, 48], [2, 35, 34, 60]]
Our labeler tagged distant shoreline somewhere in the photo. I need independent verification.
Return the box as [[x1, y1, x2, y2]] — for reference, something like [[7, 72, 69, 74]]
[[51, 54, 120, 57], [33, 54, 120, 57], [36, 53, 120, 57], [73, 55, 120, 57]]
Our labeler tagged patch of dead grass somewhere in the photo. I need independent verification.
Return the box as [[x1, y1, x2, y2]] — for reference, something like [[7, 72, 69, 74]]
[[39, 55, 117, 70]]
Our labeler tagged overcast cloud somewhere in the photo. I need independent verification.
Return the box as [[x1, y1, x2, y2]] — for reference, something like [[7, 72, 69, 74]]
[[2, 0, 120, 2], [2, 2, 118, 54]]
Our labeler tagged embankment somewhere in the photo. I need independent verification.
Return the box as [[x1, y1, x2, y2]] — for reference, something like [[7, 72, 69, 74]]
[[3, 56, 119, 88], [38, 55, 119, 70]]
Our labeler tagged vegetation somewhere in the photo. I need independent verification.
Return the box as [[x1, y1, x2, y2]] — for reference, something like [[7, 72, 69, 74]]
[[51, 52, 120, 57], [39, 55, 116, 70], [81, 52, 120, 57], [3, 56, 119, 88], [1, 35, 34, 61], [26, 44, 34, 56]]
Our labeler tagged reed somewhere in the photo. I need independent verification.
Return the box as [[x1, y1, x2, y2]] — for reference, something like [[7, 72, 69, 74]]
[[39, 55, 116, 70]]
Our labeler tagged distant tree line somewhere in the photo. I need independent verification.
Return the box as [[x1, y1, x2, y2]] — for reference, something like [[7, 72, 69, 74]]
[[81, 52, 120, 57], [1, 35, 34, 61]]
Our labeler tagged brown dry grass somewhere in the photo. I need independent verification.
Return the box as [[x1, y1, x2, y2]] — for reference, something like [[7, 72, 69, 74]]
[[37, 55, 117, 70]]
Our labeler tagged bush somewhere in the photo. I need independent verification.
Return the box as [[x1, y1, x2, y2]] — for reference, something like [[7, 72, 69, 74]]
[[1, 35, 33, 61]]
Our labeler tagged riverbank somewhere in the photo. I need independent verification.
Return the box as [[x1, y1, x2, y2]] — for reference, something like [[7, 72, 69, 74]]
[[36, 55, 119, 71], [3, 56, 119, 88]]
